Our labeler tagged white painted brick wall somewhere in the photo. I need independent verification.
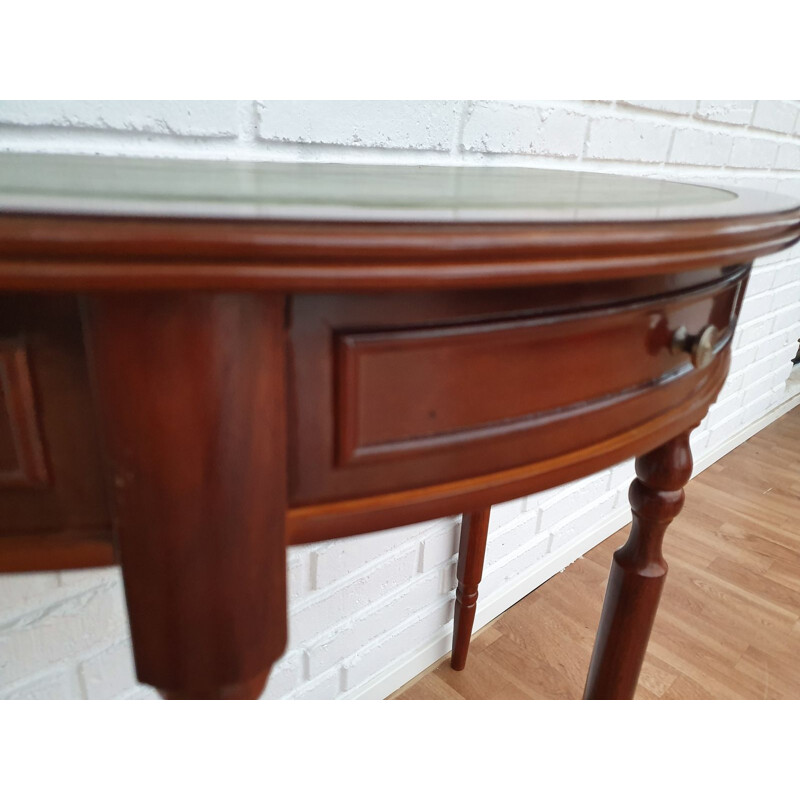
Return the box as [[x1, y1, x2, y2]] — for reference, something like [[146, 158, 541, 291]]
[[696, 100, 755, 126], [752, 101, 799, 135], [621, 100, 698, 116], [257, 100, 460, 151], [0, 100, 240, 138], [587, 116, 673, 163], [462, 102, 589, 158], [670, 128, 734, 167], [1, 100, 799, 700]]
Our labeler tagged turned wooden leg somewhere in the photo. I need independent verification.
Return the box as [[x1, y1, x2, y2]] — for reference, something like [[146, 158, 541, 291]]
[[451, 507, 491, 670], [583, 430, 693, 699], [83, 293, 288, 700]]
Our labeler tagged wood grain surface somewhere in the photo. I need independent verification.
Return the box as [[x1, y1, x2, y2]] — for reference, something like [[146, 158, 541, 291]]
[[584, 429, 694, 699], [84, 293, 289, 699], [392, 404, 800, 700], [452, 508, 492, 671], [1, 158, 798, 292]]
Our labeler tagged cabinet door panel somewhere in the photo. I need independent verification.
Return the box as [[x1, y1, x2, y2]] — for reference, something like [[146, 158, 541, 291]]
[[0, 295, 112, 571]]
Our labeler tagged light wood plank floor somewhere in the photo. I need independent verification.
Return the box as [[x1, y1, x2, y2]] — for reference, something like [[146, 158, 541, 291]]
[[392, 405, 800, 700]]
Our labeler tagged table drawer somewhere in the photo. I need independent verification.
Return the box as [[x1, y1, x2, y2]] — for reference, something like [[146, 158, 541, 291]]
[[288, 268, 746, 505]]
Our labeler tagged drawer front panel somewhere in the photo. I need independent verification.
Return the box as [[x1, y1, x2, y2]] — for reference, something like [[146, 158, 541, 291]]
[[289, 268, 746, 505], [337, 290, 731, 465]]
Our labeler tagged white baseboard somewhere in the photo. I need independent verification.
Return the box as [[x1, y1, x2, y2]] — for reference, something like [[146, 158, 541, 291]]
[[347, 393, 800, 700]]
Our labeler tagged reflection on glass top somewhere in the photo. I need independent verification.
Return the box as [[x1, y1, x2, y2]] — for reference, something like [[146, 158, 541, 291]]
[[0, 152, 743, 222]]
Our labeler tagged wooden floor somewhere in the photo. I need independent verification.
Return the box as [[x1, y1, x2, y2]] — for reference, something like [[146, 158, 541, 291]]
[[392, 405, 800, 700]]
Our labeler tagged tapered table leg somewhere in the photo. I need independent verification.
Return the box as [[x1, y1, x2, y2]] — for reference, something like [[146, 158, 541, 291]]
[[451, 508, 491, 670], [84, 293, 288, 700], [583, 430, 693, 699]]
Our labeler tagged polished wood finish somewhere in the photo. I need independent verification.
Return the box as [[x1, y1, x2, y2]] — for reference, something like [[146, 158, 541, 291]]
[[286, 347, 730, 545], [393, 406, 800, 700], [452, 508, 491, 670], [1, 213, 797, 293], [83, 293, 288, 699], [584, 430, 694, 699], [0, 338, 49, 487], [286, 267, 742, 542], [0, 295, 111, 570], [0, 528, 114, 573], [160, 669, 272, 701], [333, 273, 740, 469], [1, 157, 799, 699]]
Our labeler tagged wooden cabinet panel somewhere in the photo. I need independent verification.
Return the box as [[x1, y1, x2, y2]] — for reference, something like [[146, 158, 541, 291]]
[[0, 295, 112, 571], [0, 339, 49, 487]]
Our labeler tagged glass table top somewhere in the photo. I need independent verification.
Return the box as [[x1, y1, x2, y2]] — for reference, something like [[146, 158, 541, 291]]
[[0, 152, 795, 224]]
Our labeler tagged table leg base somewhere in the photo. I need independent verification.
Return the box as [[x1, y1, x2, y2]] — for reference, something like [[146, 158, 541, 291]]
[[158, 670, 271, 700], [451, 508, 491, 671], [84, 293, 289, 701], [584, 429, 693, 699]]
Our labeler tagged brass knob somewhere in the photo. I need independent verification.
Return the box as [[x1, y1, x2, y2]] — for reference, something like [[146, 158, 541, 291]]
[[670, 324, 719, 369]]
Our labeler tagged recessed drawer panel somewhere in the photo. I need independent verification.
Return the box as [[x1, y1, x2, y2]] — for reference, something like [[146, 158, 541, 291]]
[[0, 339, 49, 487], [0, 295, 110, 540], [337, 292, 728, 465]]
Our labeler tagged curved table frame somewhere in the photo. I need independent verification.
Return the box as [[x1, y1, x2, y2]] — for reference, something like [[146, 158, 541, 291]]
[[1, 159, 799, 700]]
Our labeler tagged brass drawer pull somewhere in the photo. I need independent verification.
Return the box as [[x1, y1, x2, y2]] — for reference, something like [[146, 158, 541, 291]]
[[671, 324, 719, 369]]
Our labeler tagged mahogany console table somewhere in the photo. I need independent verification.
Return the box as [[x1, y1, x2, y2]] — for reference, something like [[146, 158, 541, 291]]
[[1, 154, 798, 699]]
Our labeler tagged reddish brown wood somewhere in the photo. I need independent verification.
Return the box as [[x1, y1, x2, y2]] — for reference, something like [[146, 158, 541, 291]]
[[287, 343, 730, 545], [160, 669, 271, 700], [0, 295, 111, 570], [333, 276, 740, 468], [451, 508, 491, 670], [0, 338, 49, 487], [289, 268, 744, 509], [0, 159, 797, 700], [0, 210, 797, 292], [0, 528, 114, 573], [583, 429, 694, 699], [83, 293, 288, 699]]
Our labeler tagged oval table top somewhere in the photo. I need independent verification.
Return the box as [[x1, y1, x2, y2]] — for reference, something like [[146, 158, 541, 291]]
[[0, 153, 798, 291], [0, 152, 797, 222]]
